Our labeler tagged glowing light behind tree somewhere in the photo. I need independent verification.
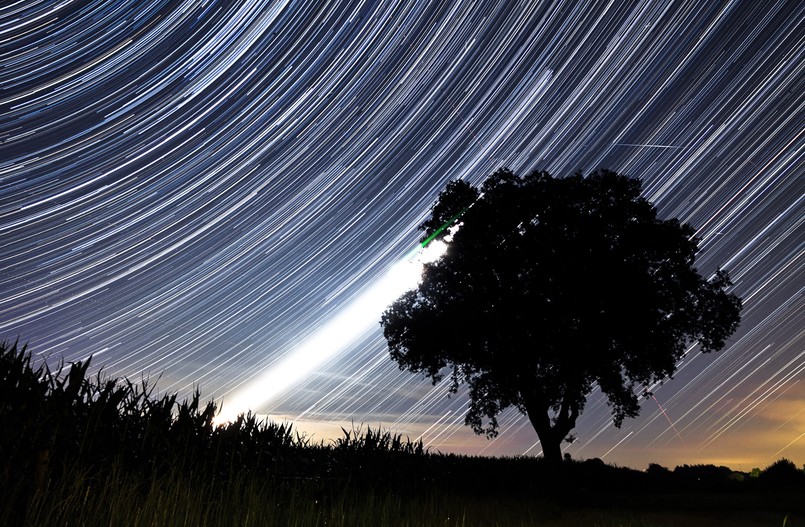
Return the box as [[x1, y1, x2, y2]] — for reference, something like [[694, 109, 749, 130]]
[[216, 238, 450, 424]]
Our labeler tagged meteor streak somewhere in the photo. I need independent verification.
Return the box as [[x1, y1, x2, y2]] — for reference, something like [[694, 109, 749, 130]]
[[651, 394, 685, 444]]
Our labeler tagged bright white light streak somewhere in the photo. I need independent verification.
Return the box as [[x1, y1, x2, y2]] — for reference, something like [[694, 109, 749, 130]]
[[772, 430, 805, 459], [522, 440, 542, 457], [416, 411, 453, 442], [601, 431, 634, 459], [613, 142, 686, 149], [215, 239, 449, 424]]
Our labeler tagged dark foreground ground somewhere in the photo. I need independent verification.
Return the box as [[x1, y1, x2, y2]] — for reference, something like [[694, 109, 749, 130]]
[[12, 471, 805, 526], [2, 340, 803, 526]]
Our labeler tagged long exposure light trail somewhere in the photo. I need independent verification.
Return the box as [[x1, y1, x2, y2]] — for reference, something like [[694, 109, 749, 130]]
[[651, 394, 685, 444], [1, 1, 801, 469], [216, 238, 449, 423]]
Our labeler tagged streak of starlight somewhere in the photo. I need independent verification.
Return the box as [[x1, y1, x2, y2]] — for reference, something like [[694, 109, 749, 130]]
[[1, 1, 802, 469]]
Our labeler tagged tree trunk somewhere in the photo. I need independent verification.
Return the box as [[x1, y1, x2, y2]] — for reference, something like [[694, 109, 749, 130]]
[[538, 430, 563, 464], [522, 390, 578, 465]]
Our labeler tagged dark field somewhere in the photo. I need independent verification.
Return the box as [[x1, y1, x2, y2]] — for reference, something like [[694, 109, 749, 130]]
[[3, 341, 802, 526]]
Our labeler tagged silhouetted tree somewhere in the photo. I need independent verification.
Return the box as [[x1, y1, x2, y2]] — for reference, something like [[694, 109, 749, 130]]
[[381, 169, 742, 464], [759, 458, 805, 488]]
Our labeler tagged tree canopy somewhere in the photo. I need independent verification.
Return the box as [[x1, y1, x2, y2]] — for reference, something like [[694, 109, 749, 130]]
[[381, 169, 742, 463]]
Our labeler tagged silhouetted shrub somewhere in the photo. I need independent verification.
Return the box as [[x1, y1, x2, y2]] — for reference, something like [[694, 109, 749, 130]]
[[672, 463, 737, 490], [758, 458, 805, 489], [646, 462, 671, 477], [642, 462, 674, 491]]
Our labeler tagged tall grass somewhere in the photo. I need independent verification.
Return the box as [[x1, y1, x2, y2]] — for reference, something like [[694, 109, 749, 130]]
[[2, 340, 802, 526]]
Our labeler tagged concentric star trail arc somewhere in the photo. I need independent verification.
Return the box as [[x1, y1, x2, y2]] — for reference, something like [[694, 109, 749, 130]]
[[0, 1, 802, 470]]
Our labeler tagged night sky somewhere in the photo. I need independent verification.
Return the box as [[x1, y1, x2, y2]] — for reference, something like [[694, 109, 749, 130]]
[[1, 2, 802, 471]]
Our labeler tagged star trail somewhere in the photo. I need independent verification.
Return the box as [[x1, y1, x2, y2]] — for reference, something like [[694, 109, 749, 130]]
[[0, 1, 802, 470]]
